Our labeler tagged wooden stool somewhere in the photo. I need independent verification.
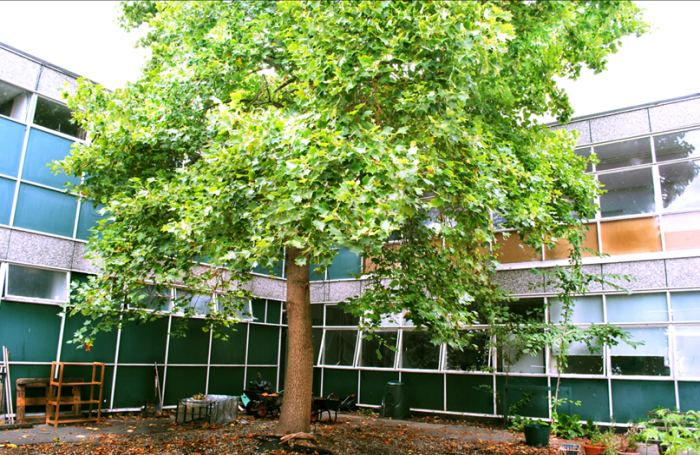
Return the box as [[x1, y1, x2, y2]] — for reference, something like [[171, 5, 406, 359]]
[[16, 377, 83, 422]]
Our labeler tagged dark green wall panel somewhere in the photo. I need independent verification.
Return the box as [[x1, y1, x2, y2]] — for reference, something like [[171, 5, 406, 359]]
[[163, 367, 207, 406], [208, 367, 246, 396], [611, 380, 675, 423], [167, 318, 210, 365], [678, 382, 700, 411], [251, 299, 266, 322], [62, 364, 113, 409], [247, 325, 279, 365], [322, 368, 358, 399], [60, 314, 117, 363], [446, 374, 493, 414], [266, 300, 281, 325], [359, 370, 399, 405], [118, 318, 168, 364], [496, 376, 549, 418], [210, 324, 248, 365], [402, 372, 444, 411], [112, 366, 165, 409], [313, 368, 323, 397], [559, 378, 610, 422], [0, 301, 61, 362]]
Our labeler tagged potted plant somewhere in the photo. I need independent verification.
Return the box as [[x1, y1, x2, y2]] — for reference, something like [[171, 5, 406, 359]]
[[584, 421, 607, 455], [523, 419, 552, 448], [617, 430, 641, 455], [602, 427, 620, 455]]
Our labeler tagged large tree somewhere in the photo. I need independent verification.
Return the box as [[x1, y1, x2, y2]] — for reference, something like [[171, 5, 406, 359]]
[[60, 1, 646, 434]]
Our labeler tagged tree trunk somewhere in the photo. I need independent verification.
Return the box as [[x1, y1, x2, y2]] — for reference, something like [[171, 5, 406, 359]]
[[275, 246, 314, 435]]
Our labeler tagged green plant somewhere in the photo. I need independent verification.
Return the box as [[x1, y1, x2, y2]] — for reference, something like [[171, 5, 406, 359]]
[[602, 427, 620, 455], [586, 420, 605, 446], [639, 409, 700, 455], [624, 429, 639, 452], [553, 412, 586, 439]]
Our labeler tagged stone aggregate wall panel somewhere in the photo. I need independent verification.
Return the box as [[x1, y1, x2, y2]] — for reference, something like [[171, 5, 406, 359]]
[[602, 260, 666, 291], [493, 269, 543, 295], [649, 98, 700, 132], [0, 227, 10, 259], [71, 241, 101, 274], [328, 280, 362, 302], [36, 67, 78, 101], [544, 264, 603, 294], [310, 281, 328, 303], [551, 120, 592, 146], [590, 109, 650, 143], [665, 257, 700, 288], [7, 230, 74, 269], [251, 275, 286, 301], [0, 47, 41, 90]]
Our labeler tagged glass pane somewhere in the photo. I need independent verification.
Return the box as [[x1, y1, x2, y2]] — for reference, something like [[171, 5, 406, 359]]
[[544, 223, 599, 260], [310, 304, 324, 326], [360, 331, 397, 368], [671, 292, 700, 322], [322, 330, 357, 366], [550, 296, 604, 324], [0, 81, 30, 122], [594, 138, 652, 171], [654, 129, 700, 162], [499, 345, 545, 374], [218, 296, 252, 320], [446, 331, 490, 371], [611, 327, 670, 376], [33, 97, 85, 139], [675, 326, 700, 378], [7, 264, 67, 301], [128, 285, 170, 311], [599, 168, 655, 218], [76, 201, 106, 240], [575, 147, 593, 173], [607, 293, 668, 323], [22, 128, 79, 189], [659, 160, 700, 211], [401, 331, 440, 370], [0, 116, 26, 177], [507, 298, 545, 322], [326, 305, 359, 326], [14, 183, 77, 237], [327, 246, 362, 280], [663, 212, 700, 251], [600, 217, 662, 255], [176, 290, 212, 315], [551, 340, 604, 375], [0, 177, 15, 225], [494, 231, 541, 263]]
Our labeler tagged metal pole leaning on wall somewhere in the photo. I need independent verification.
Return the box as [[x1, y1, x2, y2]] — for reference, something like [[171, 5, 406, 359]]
[[2, 347, 14, 424]]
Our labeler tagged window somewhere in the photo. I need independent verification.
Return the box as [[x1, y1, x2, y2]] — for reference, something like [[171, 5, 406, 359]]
[[13, 183, 78, 237], [606, 293, 668, 323], [594, 138, 652, 171], [550, 296, 604, 324], [360, 331, 397, 368], [33, 97, 85, 139], [551, 340, 604, 375], [675, 326, 700, 378], [175, 289, 212, 315], [654, 129, 700, 162], [401, 331, 440, 370], [610, 327, 670, 376], [325, 305, 359, 326], [22, 128, 79, 190], [321, 330, 357, 366], [671, 292, 700, 322], [128, 285, 171, 311], [659, 160, 700, 211], [599, 168, 655, 218], [445, 330, 490, 371], [5, 264, 67, 302], [0, 80, 30, 123], [0, 116, 26, 177]]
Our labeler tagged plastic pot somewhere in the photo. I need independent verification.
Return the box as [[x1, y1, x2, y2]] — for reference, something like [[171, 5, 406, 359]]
[[524, 423, 551, 447], [584, 444, 607, 455]]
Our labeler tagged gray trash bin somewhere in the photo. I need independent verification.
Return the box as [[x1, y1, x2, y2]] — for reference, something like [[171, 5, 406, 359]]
[[380, 381, 410, 420]]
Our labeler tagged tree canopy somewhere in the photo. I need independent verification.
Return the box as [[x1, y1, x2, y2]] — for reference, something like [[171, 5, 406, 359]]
[[59, 0, 647, 433]]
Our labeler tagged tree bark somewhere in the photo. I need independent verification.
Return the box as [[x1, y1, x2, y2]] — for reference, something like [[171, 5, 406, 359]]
[[275, 246, 314, 434]]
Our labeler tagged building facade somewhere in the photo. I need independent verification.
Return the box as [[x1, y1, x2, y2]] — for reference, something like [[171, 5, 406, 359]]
[[1, 42, 699, 422]]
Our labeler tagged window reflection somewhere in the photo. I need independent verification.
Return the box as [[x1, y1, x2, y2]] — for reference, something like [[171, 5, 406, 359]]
[[322, 330, 357, 366], [551, 340, 604, 375], [326, 305, 360, 326], [549, 296, 603, 324], [606, 293, 668, 323], [446, 331, 490, 371], [360, 331, 397, 368], [575, 147, 593, 173], [6, 265, 68, 301], [659, 160, 700, 211], [675, 326, 700, 378], [599, 168, 655, 217], [401, 331, 440, 369], [610, 327, 670, 376], [0, 81, 30, 122], [594, 138, 652, 171], [33, 97, 85, 139], [128, 285, 171, 311], [654, 129, 700, 162], [671, 291, 700, 322]]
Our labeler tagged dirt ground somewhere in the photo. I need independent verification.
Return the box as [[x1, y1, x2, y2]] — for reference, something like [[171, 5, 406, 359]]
[[0, 411, 597, 455]]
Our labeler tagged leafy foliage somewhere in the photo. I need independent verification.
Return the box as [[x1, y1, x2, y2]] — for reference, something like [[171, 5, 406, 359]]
[[58, 2, 646, 357]]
